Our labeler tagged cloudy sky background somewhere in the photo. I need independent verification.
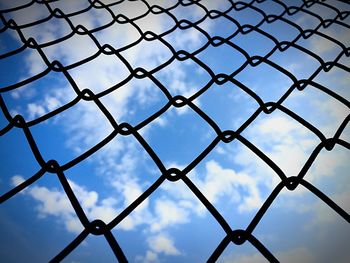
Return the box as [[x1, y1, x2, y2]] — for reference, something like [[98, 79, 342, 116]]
[[0, 0, 349, 262]]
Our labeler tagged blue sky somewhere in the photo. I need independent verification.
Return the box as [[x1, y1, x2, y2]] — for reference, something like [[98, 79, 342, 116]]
[[0, 0, 349, 262]]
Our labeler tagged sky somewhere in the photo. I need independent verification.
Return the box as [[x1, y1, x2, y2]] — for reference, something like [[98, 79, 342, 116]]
[[0, 0, 349, 262]]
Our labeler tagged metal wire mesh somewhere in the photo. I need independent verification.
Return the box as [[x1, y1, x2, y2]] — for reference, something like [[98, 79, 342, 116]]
[[0, 0, 349, 262]]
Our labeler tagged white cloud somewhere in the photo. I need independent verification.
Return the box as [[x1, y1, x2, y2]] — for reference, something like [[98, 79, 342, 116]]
[[304, 188, 350, 229], [150, 198, 190, 232], [158, 159, 264, 219], [234, 111, 331, 188], [29, 186, 75, 217], [158, 176, 204, 216], [309, 145, 349, 181], [255, 115, 305, 137], [26, 177, 150, 232], [25, 49, 48, 76], [147, 234, 181, 256], [227, 84, 349, 247], [195, 160, 263, 213], [27, 103, 46, 119], [221, 252, 265, 263], [10, 175, 187, 262], [136, 250, 159, 263], [8, 175, 186, 241], [45, 96, 62, 111], [11, 175, 26, 187], [221, 247, 316, 263], [10, 176, 119, 234], [308, 34, 341, 57], [27, 184, 83, 233], [136, 234, 181, 263], [9, 80, 76, 122], [2, 2, 49, 26], [69, 181, 98, 209]]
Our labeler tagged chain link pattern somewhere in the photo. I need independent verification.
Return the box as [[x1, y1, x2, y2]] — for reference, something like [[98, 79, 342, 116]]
[[0, 0, 349, 262]]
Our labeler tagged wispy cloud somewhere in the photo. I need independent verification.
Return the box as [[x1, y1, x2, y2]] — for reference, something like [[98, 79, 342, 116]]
[[195, 160, 263, 213], [11, 175, 118, 234], [149, 198, 190, 232], [221, 247, 316, 263], [136, 233, 181, 263], [147, 233, 181, 256]]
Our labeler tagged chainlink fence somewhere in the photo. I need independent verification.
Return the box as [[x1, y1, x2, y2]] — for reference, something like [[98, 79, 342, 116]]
[[0, 0, 349, 262]]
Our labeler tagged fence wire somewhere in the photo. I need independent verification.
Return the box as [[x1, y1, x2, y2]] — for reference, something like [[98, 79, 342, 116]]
[[0, 0, 349, 262]]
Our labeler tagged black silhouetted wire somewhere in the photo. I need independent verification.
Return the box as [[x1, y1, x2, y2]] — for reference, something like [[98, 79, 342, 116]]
[[0, 0, 349, 262]]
